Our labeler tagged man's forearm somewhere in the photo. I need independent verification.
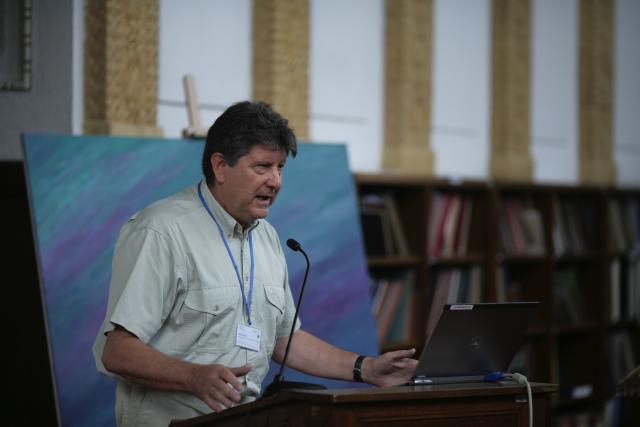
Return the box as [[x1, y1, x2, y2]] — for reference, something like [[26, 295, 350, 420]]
[[103, 326, 250, 412], [272, 330, 359, 382], [102, 327, 195, 392]]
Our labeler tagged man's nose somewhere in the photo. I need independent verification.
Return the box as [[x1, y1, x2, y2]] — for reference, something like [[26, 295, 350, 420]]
[[267, 167, 282, 188]]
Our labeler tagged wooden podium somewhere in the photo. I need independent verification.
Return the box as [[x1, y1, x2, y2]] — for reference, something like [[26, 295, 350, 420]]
[[170, 382, 557, 427]]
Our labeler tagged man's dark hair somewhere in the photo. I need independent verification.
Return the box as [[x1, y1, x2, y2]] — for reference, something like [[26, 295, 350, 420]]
[[202, 101, 298, 184]]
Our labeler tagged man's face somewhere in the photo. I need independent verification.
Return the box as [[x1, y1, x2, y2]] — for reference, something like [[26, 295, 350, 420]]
[[212, 144, 287, 226]]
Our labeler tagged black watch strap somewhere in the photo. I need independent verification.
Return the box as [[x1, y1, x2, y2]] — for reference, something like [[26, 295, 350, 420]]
[[353, 355, 366, 382]]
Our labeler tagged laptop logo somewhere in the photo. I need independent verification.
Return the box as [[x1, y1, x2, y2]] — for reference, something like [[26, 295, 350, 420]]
[[469, 336, 481, 351]]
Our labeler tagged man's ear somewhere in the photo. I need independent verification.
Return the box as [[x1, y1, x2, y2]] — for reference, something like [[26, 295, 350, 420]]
[[210, 153, 227, 184]]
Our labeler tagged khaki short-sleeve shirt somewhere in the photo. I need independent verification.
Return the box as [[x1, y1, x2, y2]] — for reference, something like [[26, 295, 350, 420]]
[[92, 182, 299, 426]]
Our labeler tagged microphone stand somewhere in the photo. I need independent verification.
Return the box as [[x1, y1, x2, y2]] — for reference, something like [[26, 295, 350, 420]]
[[262, 239, 327, 397]]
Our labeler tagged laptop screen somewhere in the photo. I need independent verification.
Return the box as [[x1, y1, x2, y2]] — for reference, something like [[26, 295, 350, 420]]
[[412, 302, 539, 384]]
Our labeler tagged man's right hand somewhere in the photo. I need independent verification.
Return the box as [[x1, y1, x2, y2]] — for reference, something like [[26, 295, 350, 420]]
[[188, 363, 252, 412], [103, 327, 254, 413]]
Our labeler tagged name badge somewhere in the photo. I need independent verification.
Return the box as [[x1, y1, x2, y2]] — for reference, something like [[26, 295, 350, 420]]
[[236, 323, 261, 352]]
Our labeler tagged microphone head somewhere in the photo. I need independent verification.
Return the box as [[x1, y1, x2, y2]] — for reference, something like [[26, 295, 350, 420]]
[[286, 238, 301, 252]]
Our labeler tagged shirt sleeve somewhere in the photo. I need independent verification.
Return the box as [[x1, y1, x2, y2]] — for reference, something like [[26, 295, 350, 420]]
[[95, 221, 183, 375], [106, 225, 183, 344]]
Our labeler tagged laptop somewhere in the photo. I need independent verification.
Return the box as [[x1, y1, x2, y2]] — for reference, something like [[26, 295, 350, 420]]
[[407, 302, 539, 385]]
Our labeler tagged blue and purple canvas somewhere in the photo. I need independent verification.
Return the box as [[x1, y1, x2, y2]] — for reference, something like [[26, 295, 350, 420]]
[[22, 134, 377, 427]]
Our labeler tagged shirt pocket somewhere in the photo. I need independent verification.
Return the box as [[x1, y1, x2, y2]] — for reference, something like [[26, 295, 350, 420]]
[[263, 285, 285, 327], [175, 286, 240, 354]]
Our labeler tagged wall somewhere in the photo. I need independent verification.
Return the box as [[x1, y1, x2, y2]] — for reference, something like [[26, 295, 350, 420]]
[[614, 0, 640, 185], [431, 0, 491, 180], [0, 0, 74, 160], [156, 0, 252, 138], [531, 0, 579, 183], [1, 0, 639, 184], [309, 0, 384, 172]]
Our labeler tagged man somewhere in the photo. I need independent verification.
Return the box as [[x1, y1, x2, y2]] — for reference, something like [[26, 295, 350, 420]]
[[93, 101, 417, 426]]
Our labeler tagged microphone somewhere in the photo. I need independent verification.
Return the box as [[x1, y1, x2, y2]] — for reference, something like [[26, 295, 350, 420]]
[[286, 238, 301, 252], [262, 239, 327, 397]]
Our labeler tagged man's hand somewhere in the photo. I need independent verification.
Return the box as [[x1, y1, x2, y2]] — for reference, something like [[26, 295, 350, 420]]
[[362, 348, 417, 387], [187, 363, 252, 412]]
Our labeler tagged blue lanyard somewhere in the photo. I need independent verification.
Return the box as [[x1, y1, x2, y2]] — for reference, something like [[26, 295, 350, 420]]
[[197, 182, 255, 325]]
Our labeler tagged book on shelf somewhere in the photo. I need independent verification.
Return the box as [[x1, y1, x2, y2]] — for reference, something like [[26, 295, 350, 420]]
[[429, 193, 453, 256], [499, 197, 545, 256], [608, 199, 629, 253], [428, 193, 473, 257], [455, 196, 473, 256], [505, 199, 526, 254], [608, 331, 636, 386], [553, 269, 586, 326], [509, 341, 536, 378], [552, 199, 568, 256], [610, 259, 622, 323], [376, 279, 404, 343], [370, 278, 390, 319], [520, 207, 545, 255], [440, 194, 462, 256], [360, 204, 393, 256], [360, 193, 409, 257], [626, 257, 640, 322], [380, 193, 410, 256], [370, 271, 415, 344], [553, 198, 597, 256], [425, 269, 452, 338], [562, 201, 585, 254], [625, 198, 640, 256], [425, 266, 483, 337], [427, 193, 445, 256], [385, 276, 414, 343]]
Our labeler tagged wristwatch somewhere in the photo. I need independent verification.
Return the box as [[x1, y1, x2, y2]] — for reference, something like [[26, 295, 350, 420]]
[[353, 355, 366, 382]]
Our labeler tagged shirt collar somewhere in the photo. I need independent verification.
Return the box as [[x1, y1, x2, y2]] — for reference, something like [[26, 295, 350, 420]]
[[199, 181, 259, 236]]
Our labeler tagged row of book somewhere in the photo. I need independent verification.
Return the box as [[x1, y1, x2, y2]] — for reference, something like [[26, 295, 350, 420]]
[[360, 193, 409, 257], [498, 197, 546, 256], [553, 198, 597, 256], [607, 331, 637, 388], [369, 271, 414, 344], [425, 266, 483, 336], [361, 191, 476, 259], [608, 198, 640, 255], [552, 268, 587, 327], [360, 192, 640, 259], [371, 267, 484, 345], [609, 258, 640, 323], [428, 193, 473, 257]]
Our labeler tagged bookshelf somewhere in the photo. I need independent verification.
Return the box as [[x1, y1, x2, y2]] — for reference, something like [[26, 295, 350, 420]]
[[354, 173, 640, 426], [356, 174, 429, 351]]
